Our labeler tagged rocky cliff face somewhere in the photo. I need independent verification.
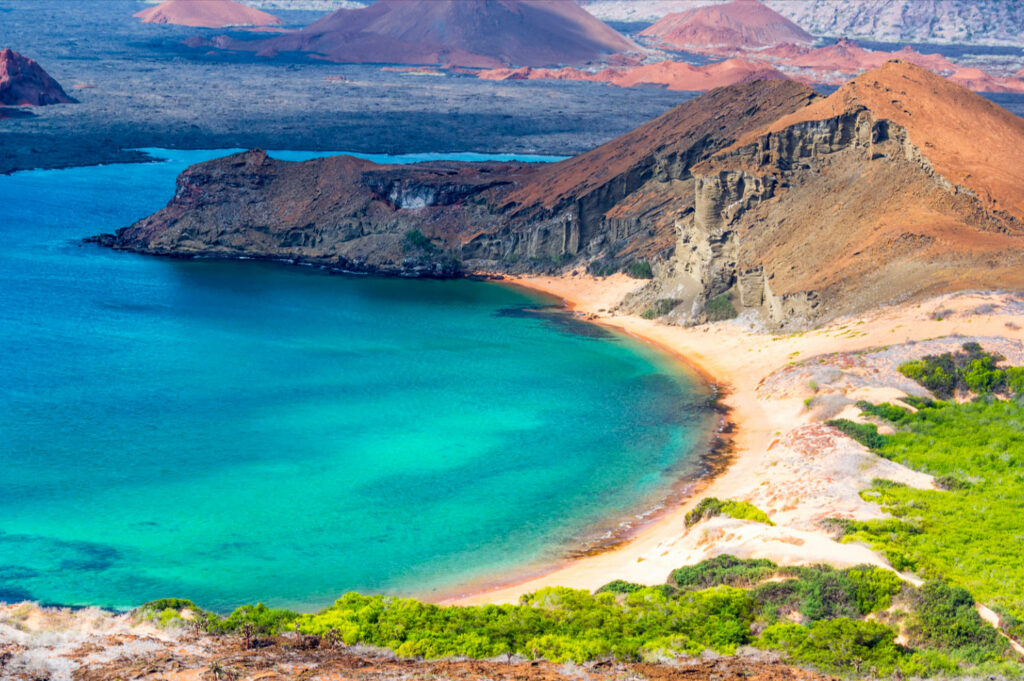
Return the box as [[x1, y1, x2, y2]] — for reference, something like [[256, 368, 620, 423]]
[[104, 63, 1024, 328]]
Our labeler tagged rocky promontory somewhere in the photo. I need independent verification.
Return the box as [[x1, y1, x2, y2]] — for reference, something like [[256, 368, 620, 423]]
[[102, 62, 1024, 328]]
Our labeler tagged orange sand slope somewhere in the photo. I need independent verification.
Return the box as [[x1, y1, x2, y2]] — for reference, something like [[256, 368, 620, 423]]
[[640, 0, 813, 49], [134, 0, 281, 28]]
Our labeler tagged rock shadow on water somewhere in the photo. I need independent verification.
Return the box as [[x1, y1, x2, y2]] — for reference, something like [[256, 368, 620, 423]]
[[494, 305, 614, 339]]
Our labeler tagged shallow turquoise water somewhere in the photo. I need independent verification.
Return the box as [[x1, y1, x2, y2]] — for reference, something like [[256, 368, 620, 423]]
[[0, 150, 711, 612]]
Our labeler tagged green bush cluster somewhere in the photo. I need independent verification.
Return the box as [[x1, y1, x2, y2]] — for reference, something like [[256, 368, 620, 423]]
[[825, 418, 888, 449], [587, 259, 619, 277], [641, 298, 680, 319], [297, 585, 758, 661], [898, 342, 1024, 399], [684, 497, 774, 527], [703, 294, 738, 322], [624, 260, 654, 279], [138, 556, 1019, 677], [403, 229, 437, 254], [832, 386, 1024, 642], [670, 555, 777, 590]]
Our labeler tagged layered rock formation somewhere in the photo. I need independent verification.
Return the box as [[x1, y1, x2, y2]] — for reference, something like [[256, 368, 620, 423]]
[[227, 0, 638, 68], [0, 48, 76, 106], [103, 62, 1024, 328], [134, 0, 282, 28], [640, 0, 813, 50]]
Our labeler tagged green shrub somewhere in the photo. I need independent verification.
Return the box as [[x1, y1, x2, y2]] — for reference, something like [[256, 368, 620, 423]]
[[826, 418, 888, 449], [587, 258, 619, 277], [703, 294, 737, 322], [595, 579, 646, 594], [751, 565, 900, 624], [857, 400, 911, 424], [759, 618, 902, 675], [206, 603, 300, 636], [684, 497, 774, 527], [905, 581, 1010, 663], [670, 555, 777, 590], [403, 229, 437, 254], [135, 598, 206, 629], [624, 260, 654, 279], [898, 343, 1015, 398], [641, 298, 680, 319]]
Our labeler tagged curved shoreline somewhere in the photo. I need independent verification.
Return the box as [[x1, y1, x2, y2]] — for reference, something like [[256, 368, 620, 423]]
[[440, 277, 1024, 606], [427, 273, 736, 604]]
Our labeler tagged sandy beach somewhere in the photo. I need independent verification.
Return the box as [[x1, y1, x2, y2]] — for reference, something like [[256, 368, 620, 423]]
[[446, 273, 1024, 606]]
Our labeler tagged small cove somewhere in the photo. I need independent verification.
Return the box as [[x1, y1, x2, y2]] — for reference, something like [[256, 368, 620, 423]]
[[0, 149, 714, 612]]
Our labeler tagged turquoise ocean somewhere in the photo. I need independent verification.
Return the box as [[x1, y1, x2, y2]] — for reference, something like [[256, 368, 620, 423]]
[[0, 149, 713, 612]]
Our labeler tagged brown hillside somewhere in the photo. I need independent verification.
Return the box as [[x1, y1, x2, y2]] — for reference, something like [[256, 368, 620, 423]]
[[733, 60, 1024, 222], [506, 78, 816, 211]]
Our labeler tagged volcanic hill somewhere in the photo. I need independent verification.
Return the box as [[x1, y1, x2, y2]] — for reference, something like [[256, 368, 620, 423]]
[[232, 0, 637, 68], [640, 0, 813, 51], [134, 0, 282, 28], [0, 48, 76, 106], [103, 62, 1024, 328]]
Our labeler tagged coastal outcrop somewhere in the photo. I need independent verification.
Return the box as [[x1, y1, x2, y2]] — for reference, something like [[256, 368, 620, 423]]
[[0, 48, 76, 106], [134, 0, 282, 28], [105, 78, 815, 276], [103, 62, 1024, 328], [222, 0, 638, 68]]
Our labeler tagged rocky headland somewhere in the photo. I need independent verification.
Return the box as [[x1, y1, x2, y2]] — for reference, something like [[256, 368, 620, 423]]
[[100, 62, 1024, 329]]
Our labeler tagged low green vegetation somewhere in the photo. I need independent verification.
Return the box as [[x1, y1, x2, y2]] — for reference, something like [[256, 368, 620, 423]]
[[897, 342, 1024, 399], [624, 260, 654, 279], [641, 298, 680, 319], [403, 229, 437, 254], [825, 417, 887, 449], [139, 557, 1019, 677], [684, 497, 774, 527], [586, 257, 619, 277], [826, 344, 1024, 644], [703, 294, 738, 322]]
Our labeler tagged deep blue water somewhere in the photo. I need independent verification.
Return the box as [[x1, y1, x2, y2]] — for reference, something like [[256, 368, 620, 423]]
[[0, 150, 712, 612]]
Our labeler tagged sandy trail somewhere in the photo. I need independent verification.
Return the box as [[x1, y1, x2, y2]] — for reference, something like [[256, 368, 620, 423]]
[[445, 274, 1024, 605]]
